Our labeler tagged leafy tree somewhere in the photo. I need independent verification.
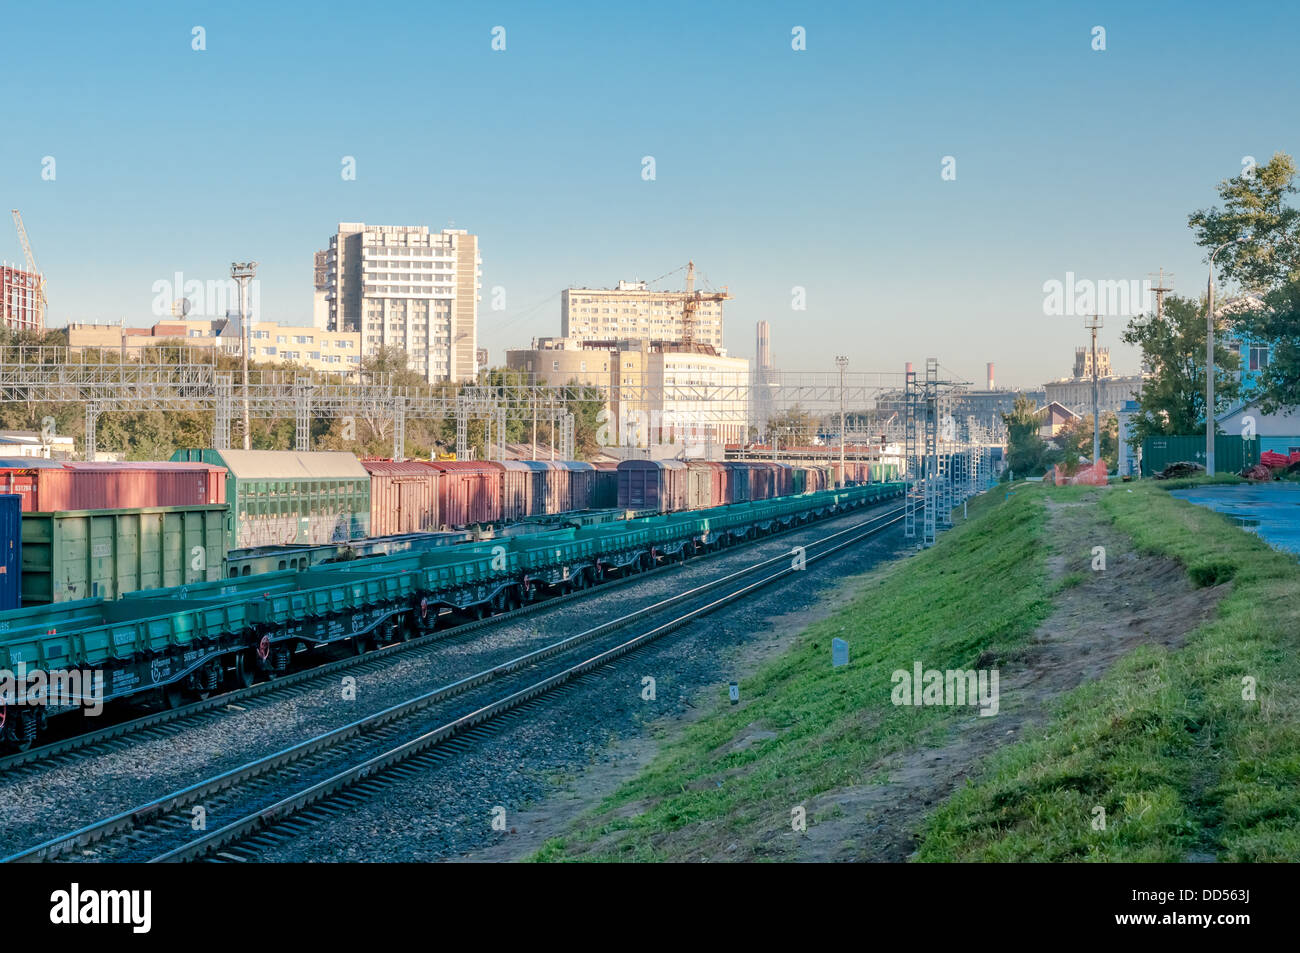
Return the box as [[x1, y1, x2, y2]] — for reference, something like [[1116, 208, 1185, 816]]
[[1056, 413, 1119, 470], [1001, 394, 1059, 476], [1121, 293, 1240, 445], [1189, 153, 1300, 292]]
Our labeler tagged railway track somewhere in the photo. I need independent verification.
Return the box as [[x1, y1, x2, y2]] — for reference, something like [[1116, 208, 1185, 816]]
[[0, 494, 893, 777], [4, 505, 905, 863]]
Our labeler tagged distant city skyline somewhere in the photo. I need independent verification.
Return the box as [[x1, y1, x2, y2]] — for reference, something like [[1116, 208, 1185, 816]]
[[3, 0, 1296, 389]]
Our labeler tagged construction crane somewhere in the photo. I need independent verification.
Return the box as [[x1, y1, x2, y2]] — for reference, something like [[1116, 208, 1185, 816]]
[[680, 260, 731, 347], [10, 209, 47, 329]]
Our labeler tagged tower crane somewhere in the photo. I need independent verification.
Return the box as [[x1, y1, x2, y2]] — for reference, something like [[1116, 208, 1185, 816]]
[[680, 260, 731, 348], [10, 209, 47, 329]]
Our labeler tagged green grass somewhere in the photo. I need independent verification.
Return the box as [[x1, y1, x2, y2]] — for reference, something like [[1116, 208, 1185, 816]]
[[532, 487, 1056, 861], [917, 481, 1300, 861]]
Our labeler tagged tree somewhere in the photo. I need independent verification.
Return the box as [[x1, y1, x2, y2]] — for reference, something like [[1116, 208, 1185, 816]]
[[1189, 153, 1300, 413], [1056, 413, 1119, 470], [1001, 394, 1058, 476], [1121, 293, 1240, 446], [1189, 153, 1300, 292]]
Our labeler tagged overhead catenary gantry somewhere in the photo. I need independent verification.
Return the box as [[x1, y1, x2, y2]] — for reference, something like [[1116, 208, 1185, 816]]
[[0, 345, 915, 460]]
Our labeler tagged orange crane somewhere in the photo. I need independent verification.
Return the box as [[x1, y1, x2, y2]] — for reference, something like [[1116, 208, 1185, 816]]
[[680, 260, 731, 347]]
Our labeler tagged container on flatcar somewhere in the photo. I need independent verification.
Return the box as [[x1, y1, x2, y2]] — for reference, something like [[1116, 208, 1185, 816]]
[[0, 461, 227, 512], [0, 494, 20, 610], [173, 449, 370, 550], [20, 503, 228, 604], [423, 461, 502, 527], [617, 459, 688, 512], [361, 459, 439, 536]]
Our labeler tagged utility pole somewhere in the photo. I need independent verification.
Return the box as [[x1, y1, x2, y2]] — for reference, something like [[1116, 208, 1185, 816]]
[[835, 355, 848, 487], [1083, 314, 1103, 465], [1149, 268, 1174, 321], [231, 262, 258, 450], [1205, 238, 1243, 476]]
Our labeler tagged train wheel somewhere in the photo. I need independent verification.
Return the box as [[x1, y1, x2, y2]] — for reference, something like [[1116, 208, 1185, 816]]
[[234, 652, 257, 688]]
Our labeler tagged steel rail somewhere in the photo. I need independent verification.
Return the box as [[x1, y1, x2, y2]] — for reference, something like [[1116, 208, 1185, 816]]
[[0, 492, 893, 774], [157, 507, 905, 862], [3, 504, 904, 863]]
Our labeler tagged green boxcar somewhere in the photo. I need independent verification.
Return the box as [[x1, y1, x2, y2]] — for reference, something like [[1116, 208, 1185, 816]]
[[173, 449, 371, 551], [1140, 435, 1260, 476], [21, 504, 228, 605]]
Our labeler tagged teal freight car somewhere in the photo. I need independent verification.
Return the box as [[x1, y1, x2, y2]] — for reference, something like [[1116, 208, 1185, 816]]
[[0, 482, 906, 748]]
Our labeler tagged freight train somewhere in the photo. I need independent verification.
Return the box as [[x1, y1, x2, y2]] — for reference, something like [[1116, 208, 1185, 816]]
[[0, 481, 906, 749], [0, 453, 886, 604]]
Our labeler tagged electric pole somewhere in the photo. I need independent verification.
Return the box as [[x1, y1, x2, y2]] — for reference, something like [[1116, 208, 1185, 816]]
[[835, 355, 848, 487], [231, 262, 258, 450], [1084, 314, 1103, 465], [1149, 268, 1174, 321]]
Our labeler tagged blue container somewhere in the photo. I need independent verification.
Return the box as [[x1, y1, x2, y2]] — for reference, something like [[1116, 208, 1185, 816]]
[[0, 494, 21, 610]]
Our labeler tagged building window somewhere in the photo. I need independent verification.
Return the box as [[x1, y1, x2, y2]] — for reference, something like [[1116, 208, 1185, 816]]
[[1250, 346, 1270, 371]]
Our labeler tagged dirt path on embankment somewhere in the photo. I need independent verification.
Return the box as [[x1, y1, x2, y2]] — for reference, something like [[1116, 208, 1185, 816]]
[[782, 493, 1227, 862]]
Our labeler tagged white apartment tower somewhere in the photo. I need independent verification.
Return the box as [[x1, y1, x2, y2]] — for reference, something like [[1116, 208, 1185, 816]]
[[318, 223, 481, 383]]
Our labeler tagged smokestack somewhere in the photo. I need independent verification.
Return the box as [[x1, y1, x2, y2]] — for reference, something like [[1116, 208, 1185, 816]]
[[905, 361, 914, 375], [987, 362, 995, 390]]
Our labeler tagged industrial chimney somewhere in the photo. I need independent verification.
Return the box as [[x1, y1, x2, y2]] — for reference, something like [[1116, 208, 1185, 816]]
[[905, 361, 914, 375], [987, 362, 995, 390]]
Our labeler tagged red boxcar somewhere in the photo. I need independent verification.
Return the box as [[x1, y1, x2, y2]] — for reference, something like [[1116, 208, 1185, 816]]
[[422, 462, 501, 527], [493, 461, 535, 522], [746, 462, 776, 501], [0, 461, 227, 512], [773, 462, 794, 497], [361, 459, 439, 536], [617, 460, 688, 512]]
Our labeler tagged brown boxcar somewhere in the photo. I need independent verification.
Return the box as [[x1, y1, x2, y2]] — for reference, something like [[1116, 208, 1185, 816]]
[[722, 461, 752, 503], [516, 461, 560, 515], [361, 459, 439, 536], [559, 461, 596, 511], [685, 461, 727, 509], [422, 462, 501, 527], [617, 460, 688, 512], [0, 461, 227, 512], [493, 461, 535, 522]]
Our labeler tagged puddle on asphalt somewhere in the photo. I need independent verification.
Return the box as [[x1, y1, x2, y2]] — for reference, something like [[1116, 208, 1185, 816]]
[[1172, 483, 1300, 556]]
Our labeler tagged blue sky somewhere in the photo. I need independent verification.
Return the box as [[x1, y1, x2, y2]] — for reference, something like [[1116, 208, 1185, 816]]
[[3, 0, 1297, 388]]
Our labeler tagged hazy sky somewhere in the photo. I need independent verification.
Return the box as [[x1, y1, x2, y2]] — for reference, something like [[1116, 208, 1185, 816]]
[[4, 0, 1297, 388]]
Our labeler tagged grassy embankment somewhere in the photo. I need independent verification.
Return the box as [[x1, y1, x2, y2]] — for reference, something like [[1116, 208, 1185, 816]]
[[533, 487, 1057, 861], [537, 478, 1300, 861], [919, 481, 1300, 861]]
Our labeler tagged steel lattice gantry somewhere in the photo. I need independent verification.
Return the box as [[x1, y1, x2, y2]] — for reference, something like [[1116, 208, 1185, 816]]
[[2, 346, 917, 459]]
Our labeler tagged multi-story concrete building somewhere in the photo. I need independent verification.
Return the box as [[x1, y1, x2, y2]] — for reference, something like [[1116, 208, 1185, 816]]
[[506, 337, 750, 449], [1043, 374, 1142, 417], [68, 318, 363, 376], [561, 277, 727, 350], [1, 264, 43, 332], [317, 223, 481, 383]]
